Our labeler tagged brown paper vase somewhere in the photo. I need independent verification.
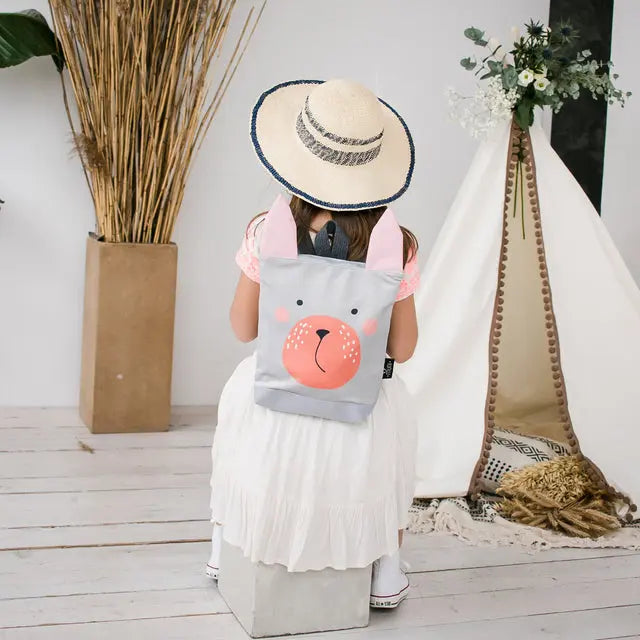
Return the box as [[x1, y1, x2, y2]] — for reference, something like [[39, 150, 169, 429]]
[[79, 234, 178, 433]]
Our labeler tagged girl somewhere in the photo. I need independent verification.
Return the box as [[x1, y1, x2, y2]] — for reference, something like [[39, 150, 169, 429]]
[[209, 79, 419, 609]]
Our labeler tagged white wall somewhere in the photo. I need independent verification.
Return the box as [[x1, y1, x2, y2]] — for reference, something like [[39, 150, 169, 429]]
[[601, 0, 640, 285], [0, 0, 549, 406]]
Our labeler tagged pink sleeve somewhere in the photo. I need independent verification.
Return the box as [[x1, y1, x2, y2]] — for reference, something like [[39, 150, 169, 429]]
[[235, 215, 265, 283], [396, 252, 420, 301]]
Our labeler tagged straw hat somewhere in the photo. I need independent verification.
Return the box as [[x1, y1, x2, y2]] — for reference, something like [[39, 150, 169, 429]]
[[251, 79, 415, 211]]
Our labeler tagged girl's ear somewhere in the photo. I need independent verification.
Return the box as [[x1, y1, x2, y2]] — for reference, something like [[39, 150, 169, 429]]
[[261, 194, 298, 260], [365, 208, 403, 272]]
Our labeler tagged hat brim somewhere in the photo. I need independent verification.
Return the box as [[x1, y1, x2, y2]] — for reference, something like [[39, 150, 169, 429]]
[[251, 80, 415, 211]]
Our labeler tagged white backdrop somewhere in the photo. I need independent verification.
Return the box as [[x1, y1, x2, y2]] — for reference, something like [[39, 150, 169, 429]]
[[5, 0, 607, 409], [601, 0, 640, 283]]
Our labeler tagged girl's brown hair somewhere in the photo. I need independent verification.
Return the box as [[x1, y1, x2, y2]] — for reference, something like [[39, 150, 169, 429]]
[[250, 196, 417, 267]]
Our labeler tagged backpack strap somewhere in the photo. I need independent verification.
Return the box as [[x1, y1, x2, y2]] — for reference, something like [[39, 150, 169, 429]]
[[313, 221, 349, 260]]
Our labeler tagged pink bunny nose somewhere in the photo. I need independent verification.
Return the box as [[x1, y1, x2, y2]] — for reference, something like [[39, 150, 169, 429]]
[[283, 315, 361, 389]]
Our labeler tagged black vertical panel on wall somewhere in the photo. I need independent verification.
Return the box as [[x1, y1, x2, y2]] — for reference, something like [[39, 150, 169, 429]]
[[548, 0, 614, 213]]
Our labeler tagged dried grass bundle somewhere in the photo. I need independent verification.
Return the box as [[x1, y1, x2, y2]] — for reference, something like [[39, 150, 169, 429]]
[[497, 455, 621, 538], [48, 0, 264, 243]]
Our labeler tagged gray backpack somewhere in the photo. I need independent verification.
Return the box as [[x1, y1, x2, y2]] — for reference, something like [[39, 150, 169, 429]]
[[254, 195, 404, 423]]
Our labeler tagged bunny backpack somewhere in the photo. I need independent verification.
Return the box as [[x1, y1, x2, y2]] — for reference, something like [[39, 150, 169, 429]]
[[255, 195, 405, 423]]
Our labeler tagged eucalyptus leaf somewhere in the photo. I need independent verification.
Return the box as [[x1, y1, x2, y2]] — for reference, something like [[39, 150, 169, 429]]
[[0, 9, 63, 72], [460, 56, 477, 70], [502, 66, 518, 89], [480, 60, 502, 79], [464, 27, 485, 43]]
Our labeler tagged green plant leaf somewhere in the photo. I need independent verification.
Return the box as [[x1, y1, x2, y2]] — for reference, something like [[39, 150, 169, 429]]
[[502, 66, 518, 89], [0, 10, 63, 72], [515, 100, 534, 130], [460, 56, 477, 70], [464, 27, 485, 43], [480, 60, 502, 80]]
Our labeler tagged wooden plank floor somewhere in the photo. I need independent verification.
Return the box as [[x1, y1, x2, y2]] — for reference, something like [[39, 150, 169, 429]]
[[1, 407, 639, 640]]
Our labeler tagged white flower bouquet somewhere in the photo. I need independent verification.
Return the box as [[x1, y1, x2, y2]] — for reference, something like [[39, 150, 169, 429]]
[[449, 19, 630, 136]]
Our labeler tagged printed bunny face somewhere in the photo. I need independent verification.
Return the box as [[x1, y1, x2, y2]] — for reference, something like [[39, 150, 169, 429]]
[[269, 263, 384, 391], [283, 315, 361, 389], [255, 195, 404, 422]]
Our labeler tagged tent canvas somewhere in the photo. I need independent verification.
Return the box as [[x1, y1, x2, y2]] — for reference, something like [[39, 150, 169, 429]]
[[402, 118, 640, 510]]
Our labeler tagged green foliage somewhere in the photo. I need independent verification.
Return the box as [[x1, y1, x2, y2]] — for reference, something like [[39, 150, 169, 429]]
[[515, 100, 534, 130], [464, 27, 488, 47], [458, 17, 630, 130], [525, 19, 545, 38], [502, 66, 519, 90], [480, 59, 503, 80], [460, 56, 477, 71], [0, 9, 63, 72]]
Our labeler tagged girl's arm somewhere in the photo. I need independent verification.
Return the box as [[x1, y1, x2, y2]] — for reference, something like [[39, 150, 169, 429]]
[[230, 273, 260, 342], [387, 295, 418, 363]]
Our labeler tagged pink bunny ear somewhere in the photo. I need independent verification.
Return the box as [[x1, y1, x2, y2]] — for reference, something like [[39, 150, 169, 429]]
[[366, 208, 403, 272], [260, 194, 298, 260]]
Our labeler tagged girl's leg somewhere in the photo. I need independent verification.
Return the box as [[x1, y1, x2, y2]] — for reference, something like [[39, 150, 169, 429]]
[[370, 529, 410, 609], [206, 522, 223, 580]]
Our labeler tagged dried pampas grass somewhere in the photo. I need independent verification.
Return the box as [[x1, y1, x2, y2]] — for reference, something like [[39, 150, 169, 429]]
[[49, 0, 264, 243], [497, 455, 621, 538]]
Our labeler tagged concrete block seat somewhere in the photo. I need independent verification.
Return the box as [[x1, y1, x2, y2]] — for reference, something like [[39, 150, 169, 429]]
[[218, 540, 372, 638]]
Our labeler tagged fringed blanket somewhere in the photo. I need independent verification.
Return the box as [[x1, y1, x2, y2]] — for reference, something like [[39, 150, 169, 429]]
[[408, 496, 640, 550]]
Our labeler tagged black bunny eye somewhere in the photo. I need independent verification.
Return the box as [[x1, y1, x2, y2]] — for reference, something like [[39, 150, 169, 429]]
[[351, 308, 358, 315], [297, 299, 303, 306]]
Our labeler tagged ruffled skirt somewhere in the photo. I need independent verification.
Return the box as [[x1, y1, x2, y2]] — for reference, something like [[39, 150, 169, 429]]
[[210, 354, 416, 572]]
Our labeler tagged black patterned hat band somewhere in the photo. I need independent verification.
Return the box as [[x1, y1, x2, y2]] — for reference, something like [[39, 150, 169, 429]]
[[296, 95, 384, 167]]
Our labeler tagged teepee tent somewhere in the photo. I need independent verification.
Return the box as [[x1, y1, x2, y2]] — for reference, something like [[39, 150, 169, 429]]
[[403, 118, 640, 512]]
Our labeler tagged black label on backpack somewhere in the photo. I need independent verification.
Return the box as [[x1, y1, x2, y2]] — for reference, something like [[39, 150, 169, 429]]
[[383, 358, 395, 379]]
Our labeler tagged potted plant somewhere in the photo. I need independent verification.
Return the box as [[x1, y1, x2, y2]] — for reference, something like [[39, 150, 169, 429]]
[[2, 3, 263, 432], [0, 8, 64, 211], [0, 9, 62, 71]]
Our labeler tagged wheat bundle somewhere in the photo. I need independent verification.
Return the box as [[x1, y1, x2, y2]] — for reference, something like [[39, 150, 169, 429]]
[[497, 455, 621, 538], [48, 0, 263, 243]]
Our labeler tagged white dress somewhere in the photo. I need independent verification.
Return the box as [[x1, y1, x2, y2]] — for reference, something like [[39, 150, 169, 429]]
[[210, 216, 419, 572]]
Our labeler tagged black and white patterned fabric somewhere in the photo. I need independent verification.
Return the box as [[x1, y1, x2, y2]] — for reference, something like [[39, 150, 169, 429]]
[[412, 494, 501, 524], [478, 428, 571, 494]]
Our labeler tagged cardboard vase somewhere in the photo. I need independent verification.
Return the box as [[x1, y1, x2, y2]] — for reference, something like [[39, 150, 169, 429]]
[[79, 234, 178, 433]]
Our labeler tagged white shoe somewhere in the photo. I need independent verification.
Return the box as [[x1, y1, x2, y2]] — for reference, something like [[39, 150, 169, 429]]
[[206, 523, 222, 581], [370, 550, 410, 609]]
